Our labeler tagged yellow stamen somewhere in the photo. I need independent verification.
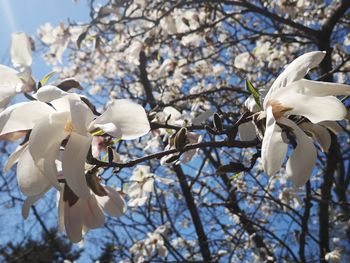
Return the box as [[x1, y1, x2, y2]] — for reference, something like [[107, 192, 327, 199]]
[[64, 120, 74, 133]]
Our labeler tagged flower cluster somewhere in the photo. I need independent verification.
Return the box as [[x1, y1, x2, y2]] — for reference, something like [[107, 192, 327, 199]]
[[1, 34, 151, 243], [240, 51, 350, 187]]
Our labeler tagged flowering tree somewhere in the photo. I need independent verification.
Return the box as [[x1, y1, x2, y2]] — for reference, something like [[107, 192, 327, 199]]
[[0, 0, 350, 262]]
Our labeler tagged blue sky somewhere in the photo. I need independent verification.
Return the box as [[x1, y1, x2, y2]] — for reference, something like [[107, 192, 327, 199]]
[[0, 0, 90, 77]]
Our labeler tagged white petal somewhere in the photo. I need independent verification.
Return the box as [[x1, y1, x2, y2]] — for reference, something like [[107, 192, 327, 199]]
[[0, 96, 13, 112], [264, 51, 326, 106], [50, 93, 81, 113], [62, 132, 92, 199], [128, 196, 148, 207], [22, 187, 50, 219], [192, 109, 214, 125], [69, 99, 94, 134], [17, 147, 52, 196], [96, 186, 126, 217], [289, 79, 350, 96], [277, 92, 346, 123], [143, 178, 154, 193], [29, 112, 69, 190], [238, 121, 257, 141], [0, 101, 54, 136], [126, 183, 141, 198], [244, 95, 260, 112], [156, 177, 174, 185], [81, 195, 105, 229], [11, 32, 32, 68], [93, 99, 150, 139], [0, 131, 27, 141], [319, 121, 343, 134], [299, 122, 331, 153], [0, 65, 21, 104], [278, 118, 317, 187], [5, 143, 27, 172], [35, 85, 68, 102], [64, 201, 83, 243], [261, 107, 288, 175]]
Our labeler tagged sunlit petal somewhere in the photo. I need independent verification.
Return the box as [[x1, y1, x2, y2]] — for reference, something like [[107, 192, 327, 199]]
[[143, 178, 154, 193], [261, 107, 288, 175], [277, 92, 346, 123], [62, 132, 92, 199], [264, 51, 325, 103], [11, 32, 32, 68], [289, 79, 350, 96], [69, 99, 94, 134], [17, 146, 52, 196], [0, 65, 21, 106], [29, 111, 69, 189], [35, 85, 68, 102], [0, 101, 54, 136], [128, 196, 148, 207], [93, 99, 150, 139]]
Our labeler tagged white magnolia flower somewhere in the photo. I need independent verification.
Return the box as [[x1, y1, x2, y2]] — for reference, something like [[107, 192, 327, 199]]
[[325, 249, 342, 263], [0, 32, 35, 110], [127, 165, 173, 206], [1, 86, 150, 199], [261, 51, 350, 187]]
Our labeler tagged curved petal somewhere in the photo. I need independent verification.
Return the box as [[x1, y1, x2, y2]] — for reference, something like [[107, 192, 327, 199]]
[[29, 111, 69, 190], [238, 121, 257, 141], [22, 186, 50, 219], [96, 186, 126, 217], [319, 121, 343, 134], [64, 201, 83, 243], [11, 32, 32, 68], [35, 85, 68, 102], [128, 196, 148, 207], [143, 178, 154, 193], [17, 147, 52, 196], [5, 143, 27, 172], [81, 195, 105, 229], [279, 118, 317, 187], [69, 99, 94, 134], [244, 95, 260, 112], [261, 107, 288, 176], [0, 65, 21, 104], [299, 122, 331, 153], [50, 93, 81, 113], [126, 183, 141, 198], [0, 96, 13, 112], [264, 51, 326, 106], [289, 79, 350, 96], [0, 101, 54, 136], [62, 132, 92, 199], [277, 93, 346, 123], [92, 99, 150, 140]]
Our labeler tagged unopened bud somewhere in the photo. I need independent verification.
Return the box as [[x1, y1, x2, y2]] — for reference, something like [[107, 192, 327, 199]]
[[174, 127, 187, 151], [217, 162, 246, 175]]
